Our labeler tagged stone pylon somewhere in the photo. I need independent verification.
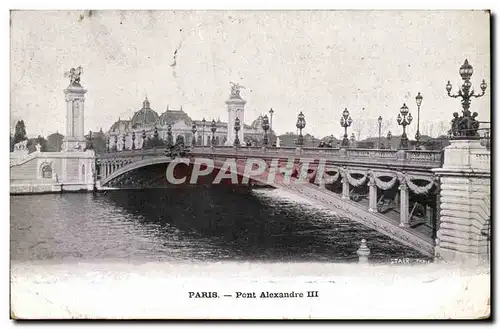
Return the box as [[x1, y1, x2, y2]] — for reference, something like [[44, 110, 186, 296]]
[[432, 139, 491, 263], [62, 82, 87, 151], [225, 84, 246, 146]]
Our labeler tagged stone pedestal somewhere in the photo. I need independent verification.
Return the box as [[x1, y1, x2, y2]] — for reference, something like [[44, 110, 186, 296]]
[[357, 239, 370, 263], [433, 139, 490, 263], [62, 84, 87, 152]]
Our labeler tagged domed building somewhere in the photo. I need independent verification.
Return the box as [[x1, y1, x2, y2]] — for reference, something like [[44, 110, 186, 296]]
[[129, 97, 159, 129], [106, 92, 270, 150]]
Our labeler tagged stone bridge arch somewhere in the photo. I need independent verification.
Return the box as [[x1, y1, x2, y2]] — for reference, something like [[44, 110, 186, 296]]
[[99, 156, 435, 257]]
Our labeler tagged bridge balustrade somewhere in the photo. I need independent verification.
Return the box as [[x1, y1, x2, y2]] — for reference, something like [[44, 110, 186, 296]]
[[188, 146, 443, 167]]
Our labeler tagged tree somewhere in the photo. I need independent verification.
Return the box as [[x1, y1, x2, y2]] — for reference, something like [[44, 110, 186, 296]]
[[352, 118, 366, 140], [36, 135, 48, 152], [13, 120, 27, 144], [365, 118, 379, 139], [86, 130, 107, 154], [46, 132, 64, 152], [437, 121, 449, 137]]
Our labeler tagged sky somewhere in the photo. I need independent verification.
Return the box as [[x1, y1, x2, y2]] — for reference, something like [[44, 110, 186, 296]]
[[10, 10, 491, 139]]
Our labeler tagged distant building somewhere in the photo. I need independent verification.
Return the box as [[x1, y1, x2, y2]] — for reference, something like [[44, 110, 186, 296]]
[[106, 96, 268, 149]]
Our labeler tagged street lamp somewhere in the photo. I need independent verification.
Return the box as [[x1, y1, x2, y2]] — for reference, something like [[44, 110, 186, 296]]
[[114, 135, 118, 151], [377, 116, 383, 149], [340, 108, 353, 147], [386, 130, 392, 149], [262, 114, 270, 146], [210, 119, 217, 146], [446, 59, 487, 137], [202, 118, 206, 146], [269, 108, 274, 143], [296, 111, 306, 146], [397, 103, 413, 149], [131, 131, 136, 150], [234, 117, 241, 146], [191, 122, 197, 146], [415, 92, 423, 146]]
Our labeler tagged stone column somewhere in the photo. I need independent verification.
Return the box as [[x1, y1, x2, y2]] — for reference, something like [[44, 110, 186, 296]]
[[399, 182, 409, 227], [368, 174, 378, 212], [341, 170, 350, 199], [432, 139, 491, 262]]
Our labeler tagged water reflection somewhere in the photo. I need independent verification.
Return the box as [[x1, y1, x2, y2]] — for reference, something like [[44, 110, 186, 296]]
[[10, 187, 427, 263]]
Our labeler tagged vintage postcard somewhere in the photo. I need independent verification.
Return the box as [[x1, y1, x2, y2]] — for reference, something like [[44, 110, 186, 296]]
[[9, 9, 491, 319]]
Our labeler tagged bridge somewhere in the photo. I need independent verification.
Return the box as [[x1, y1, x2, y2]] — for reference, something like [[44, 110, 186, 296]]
[[10, 59, 491, 263], [96, 145, 445, 257]]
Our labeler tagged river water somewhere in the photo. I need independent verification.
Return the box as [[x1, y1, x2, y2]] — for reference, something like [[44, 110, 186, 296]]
[[10, 187, 427, 263]]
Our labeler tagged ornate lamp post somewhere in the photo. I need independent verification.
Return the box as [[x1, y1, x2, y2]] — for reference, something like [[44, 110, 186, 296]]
[[340, 108, 353, 147], [269, 108, 274, 144], [397, 103, 413, 150], [296, 111, 306, 146], [350, 132, 356, 147], [131, 131, 136, 150], [201, 118, 206, 146], [446, 59, 487, 137], [234, 117, 241, 146], [210, 119, 217, 146], [106, 137, 110, 152], [122, 133, 127, 151], [114, 135, 118, 152], [415, 92, 423, 147], [191, 122, 197, 146], [377, 115, 383, 149], [262, 114, 270, 146], [386, 130, 392, 149]]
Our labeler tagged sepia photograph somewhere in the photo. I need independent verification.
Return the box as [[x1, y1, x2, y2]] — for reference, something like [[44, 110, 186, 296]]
[[8, 8, 491, 320]]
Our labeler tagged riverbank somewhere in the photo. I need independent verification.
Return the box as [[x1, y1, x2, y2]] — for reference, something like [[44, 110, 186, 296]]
[[10, 261, 490, 319]]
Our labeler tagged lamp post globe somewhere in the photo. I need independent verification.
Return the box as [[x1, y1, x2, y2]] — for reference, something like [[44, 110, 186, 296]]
[[262, 114, 270, 146], [377, 115, 383, 149], [296, 111, 306, 146], [234, 117, 241, 146], [340, 108, 353, 147]]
